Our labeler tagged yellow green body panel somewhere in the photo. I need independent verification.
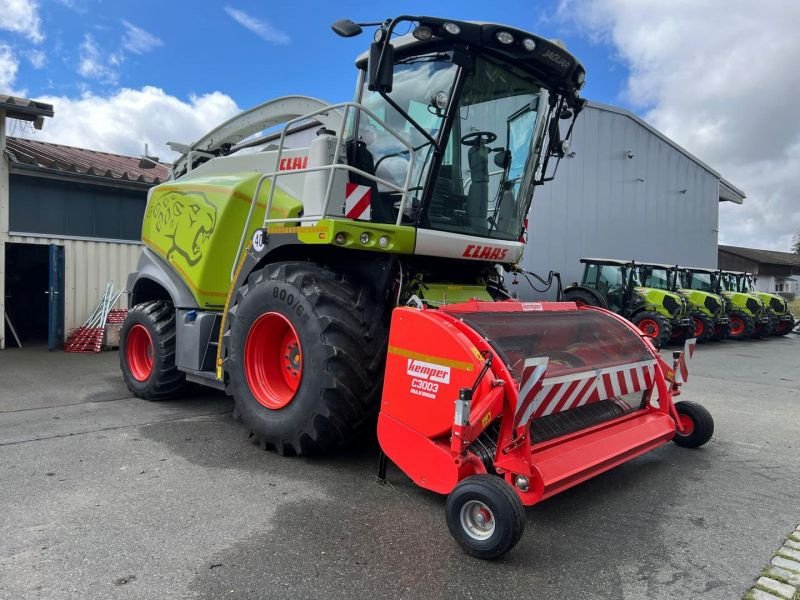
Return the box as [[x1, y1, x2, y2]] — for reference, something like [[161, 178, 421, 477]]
[[141, 172, 302, 307], [417, 283, 492, 304], [634, 287, 687, 318], [678, 289, 726, 319], [754, 291, 790, 316], [296, 219, 416, 253]]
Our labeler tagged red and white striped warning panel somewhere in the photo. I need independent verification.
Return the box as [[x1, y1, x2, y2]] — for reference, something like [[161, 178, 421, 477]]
[[514, 357, 548, 428], [345, 183, 372, 220], [518, 359, 658, 422], [676, 337, 697, 384]]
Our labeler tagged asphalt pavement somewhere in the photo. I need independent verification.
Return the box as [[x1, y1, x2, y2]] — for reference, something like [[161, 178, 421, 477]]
[[1, 335, 798, 599]]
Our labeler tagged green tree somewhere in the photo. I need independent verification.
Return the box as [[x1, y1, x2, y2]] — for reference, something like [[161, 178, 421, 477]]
[[794, 232, 800, 254]]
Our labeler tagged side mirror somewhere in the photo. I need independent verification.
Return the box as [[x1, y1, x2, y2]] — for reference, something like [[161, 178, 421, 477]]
[[368, 40, 394, 93], [493, 150, 511, 169], [331, 19, 362, 38]]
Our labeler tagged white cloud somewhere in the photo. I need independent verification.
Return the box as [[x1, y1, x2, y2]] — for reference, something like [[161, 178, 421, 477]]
[[77, 33, 118, 83], [224, 6, 290, 44], [121, 20, 163, 55], [0, 0, 44, 43], [22, 86, 240, 161], [25, 49, 46, 69], [0, 44, 19, 91], [561, 0, 800, 251]]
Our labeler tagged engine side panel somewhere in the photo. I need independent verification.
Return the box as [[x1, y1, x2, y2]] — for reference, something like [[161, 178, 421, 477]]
[[141, 172, 303, 307]]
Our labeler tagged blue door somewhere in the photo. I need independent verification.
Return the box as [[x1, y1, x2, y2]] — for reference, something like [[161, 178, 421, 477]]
[[47, 244, 65, 351]]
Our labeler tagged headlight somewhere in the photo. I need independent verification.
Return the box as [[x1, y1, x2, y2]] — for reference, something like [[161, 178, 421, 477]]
[[495, 31, 515, 45]]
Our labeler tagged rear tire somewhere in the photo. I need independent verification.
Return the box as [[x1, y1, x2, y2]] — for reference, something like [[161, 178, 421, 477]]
[[672, 401, 714, 448], [710, 321, 730, 341], [446, 475, 525, 559], [226, 261, 388, 456], [563, 288, 602, 307], [631, 311, 671, 349], [775, 314, 794, 336], [727, 311, 754, 340], [689, 311, 714, 343], [119, 300, 185, 399]]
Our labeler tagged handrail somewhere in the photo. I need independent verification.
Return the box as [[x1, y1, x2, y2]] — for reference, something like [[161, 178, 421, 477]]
[[231, 101, 417, 279]]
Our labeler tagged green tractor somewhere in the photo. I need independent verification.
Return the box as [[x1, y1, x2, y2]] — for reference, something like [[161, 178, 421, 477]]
[[731, 272, 795, 336], [563, 258, 693, 348], [635, 263, 729, 343], [118, 15, 589, 456], [681, 267, 770, 340]]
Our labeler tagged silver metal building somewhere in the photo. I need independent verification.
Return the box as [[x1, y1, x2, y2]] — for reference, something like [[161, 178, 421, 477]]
[[521, 101, 745, 295]]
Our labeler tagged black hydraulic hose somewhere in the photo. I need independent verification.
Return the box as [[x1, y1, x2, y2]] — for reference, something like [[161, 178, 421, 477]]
[[518, 268, 563, 301]]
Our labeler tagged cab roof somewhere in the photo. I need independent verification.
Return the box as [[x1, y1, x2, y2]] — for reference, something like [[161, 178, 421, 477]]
[[354, 17, 585, 106], [579, 258, 632, 267]]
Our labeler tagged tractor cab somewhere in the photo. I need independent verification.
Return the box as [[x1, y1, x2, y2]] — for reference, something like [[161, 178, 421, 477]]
[[572, 258, 632, 312], [636, 262, 679, 292]]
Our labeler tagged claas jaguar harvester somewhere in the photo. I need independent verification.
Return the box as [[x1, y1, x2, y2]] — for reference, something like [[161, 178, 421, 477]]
[[120, 15, 713, 559]]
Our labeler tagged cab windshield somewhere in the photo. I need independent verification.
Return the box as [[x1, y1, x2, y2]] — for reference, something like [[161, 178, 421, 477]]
[[720, 274, 739, 292], [354, 52, 543, 239], [641, 267, 670, 290], [355, 53, 458, 223], [687, 271, 714, 292], [428, 56, 542, 240]]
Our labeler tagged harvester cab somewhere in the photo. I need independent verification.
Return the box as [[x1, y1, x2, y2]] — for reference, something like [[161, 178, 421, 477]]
[[636, 263, 729, 343], [737, 273, 795, 336], [682, 267, 769, 340], [562, 258, 693, 348], [119, 15, 714, 560]]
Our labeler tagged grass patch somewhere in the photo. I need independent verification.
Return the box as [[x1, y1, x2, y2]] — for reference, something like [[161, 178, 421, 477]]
[[762, 566, 790, 584], [788, 298, 800, 316]]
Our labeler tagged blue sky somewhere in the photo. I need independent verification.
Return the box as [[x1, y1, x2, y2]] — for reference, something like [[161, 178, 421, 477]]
[[3, 0, 627, 109]]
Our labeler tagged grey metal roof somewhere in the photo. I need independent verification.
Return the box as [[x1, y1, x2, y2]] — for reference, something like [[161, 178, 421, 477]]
[[719, 245, 800, 267], [5, 136, 168, 186], [0, 94, 54, 122], [586, 101, 745, 204]]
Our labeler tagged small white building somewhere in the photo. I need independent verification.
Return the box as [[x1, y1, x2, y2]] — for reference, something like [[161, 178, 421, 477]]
[[1, 94, 167, 349]]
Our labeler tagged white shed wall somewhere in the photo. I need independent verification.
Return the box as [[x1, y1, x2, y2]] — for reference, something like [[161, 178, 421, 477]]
[[5, 234, 140, 336]]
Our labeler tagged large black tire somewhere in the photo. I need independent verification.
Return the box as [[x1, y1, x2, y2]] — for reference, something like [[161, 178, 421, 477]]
[[710, 321, 730, 341], [226, 261, 388, 456], [689, 311, 714, 343], [752, 315, 772, 339], [727, 311, 755, 340], [563, 288, 602, 307], [672, 401, 714, 448], [765, 313, 780, 336], [774, 313, 795, 336], [631, 311, 672, 349], [119, 300, 185, 399], [445, 475, 525, 559]]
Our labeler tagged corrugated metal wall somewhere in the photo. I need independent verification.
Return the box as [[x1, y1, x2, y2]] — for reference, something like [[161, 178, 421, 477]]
[[520, 103, 721, 297], [6, 234, 140, 333]]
